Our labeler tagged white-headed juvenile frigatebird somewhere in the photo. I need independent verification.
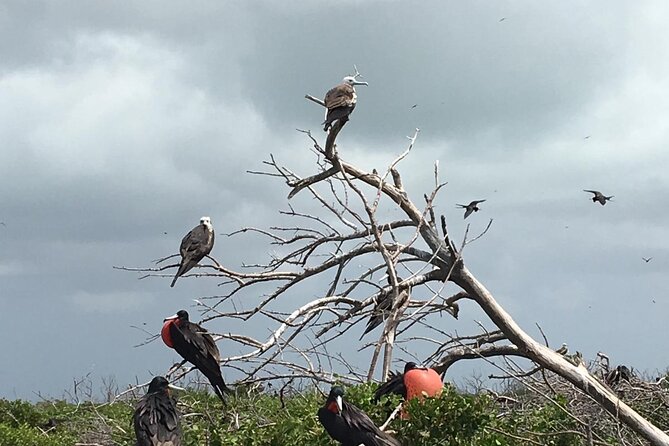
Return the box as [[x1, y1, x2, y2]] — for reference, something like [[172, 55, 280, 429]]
[[323, 76, 368, 132], [318, 386, 401, 446], [133, 376, 183, 446], [162, 310, 229, 402], [170, 216, 215, 287]]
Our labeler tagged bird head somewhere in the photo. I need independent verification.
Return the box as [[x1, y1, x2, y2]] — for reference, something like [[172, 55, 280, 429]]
[[147, 376, 185, 395], [342, 76, 368, 87], [164, 309, 189, 323], [326, 386, 345, 413], [200, 216, 212, 228]]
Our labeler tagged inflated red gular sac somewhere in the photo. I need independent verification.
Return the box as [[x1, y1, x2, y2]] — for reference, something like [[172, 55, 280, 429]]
[[373, 362, 444, 418]]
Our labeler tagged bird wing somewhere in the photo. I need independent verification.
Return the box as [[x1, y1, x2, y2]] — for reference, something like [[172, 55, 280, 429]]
[[583, 189, 599, 195], [372, 370, 406, 402], [134, 393, 181, 446], [169, 321, 223, 383], [180, 225, 214, 261], [463, 207, 474, 219], [324, 83, 355, 110], [472, 199, 486, 205], [455, 204, 467, 208], [342, 401, 401, 446]]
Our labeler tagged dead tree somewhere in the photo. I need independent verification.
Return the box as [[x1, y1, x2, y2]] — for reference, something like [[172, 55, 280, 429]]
[[121, 85, 669, 445]]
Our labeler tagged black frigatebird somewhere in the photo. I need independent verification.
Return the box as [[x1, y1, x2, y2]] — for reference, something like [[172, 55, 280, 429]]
[[323, 75, 368, 132], [171, 216, 215, 287], [456, 200, 486, 219], [318, 386, 401, 446], [133, 376, 183, 446], [162, 310, 229, 402], [361, 278, 410, 339], [583, 190, 613, 206], [373, 362, 443, 405]]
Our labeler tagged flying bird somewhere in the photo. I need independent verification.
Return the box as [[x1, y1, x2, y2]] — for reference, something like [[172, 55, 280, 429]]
[[133, 376, 183, 446], [162, 310, 229, 402], [323, 75, 368, 132], [373, 362, 443, 405], [583, 190, 613, 206], [410, 104, 418, 109], [456, 200, 486, 219], [499, 17, 506, 22], [642, 257, 652, 263], [318, 386, 402, 446], [170, 216, 215, 287]]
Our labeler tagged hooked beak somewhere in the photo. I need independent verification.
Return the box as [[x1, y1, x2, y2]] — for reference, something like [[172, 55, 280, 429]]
[[353, 80, 368, 86], [163, 314, 178, 322], [168, 383, 185, 392], [335, 395, 343, 413]]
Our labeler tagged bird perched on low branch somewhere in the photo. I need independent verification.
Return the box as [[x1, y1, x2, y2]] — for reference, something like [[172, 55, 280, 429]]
[[456, 200, 486, 219], [318, 386, 402, 446], [373, 362, 443, 420], [161, 310, 229, 402], [323, 72, 368, 132], [171, 216, 214, 287], [583, 190, 613, 206], [133, 376, 183, 446]]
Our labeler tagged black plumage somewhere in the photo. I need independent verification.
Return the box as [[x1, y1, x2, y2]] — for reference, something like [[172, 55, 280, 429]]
[[361, 280, 410, 339], [583, 189, 613, 205], [161, 310, 229, 402], [133, 376, 182, 446], [456, 200, 486, 219], [171, 216, 215, 287], [318, 386, 401, 446]]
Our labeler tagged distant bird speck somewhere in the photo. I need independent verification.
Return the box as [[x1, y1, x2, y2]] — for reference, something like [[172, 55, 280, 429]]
[[410, 104, 418, 109], [584, 135, 591, 139], [499, 17, 506, 22], [642, 257, 652, 263], [456, 200, 486, 219], [583, 190, 613, 206]]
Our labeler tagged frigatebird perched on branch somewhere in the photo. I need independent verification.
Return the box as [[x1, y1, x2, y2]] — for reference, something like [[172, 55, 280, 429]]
[[133, 376, 183, 446], [456, 200, 486, 219], [170, 216, 215, 287], [323, 70, 368, 132], [583, 189, 613, 205], [318, 386, 402, 446], [373, 362, 443, 404], [361, 277, 410, 339], [162, 310, 229, 402]]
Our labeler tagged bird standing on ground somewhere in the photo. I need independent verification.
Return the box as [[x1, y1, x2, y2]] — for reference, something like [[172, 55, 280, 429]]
[[583, 190, 613, 206], [161, 310, 229, 402], [318, 386, 402, 446], [171, 216, 215, 287], [456, 200, 486, 219], [133, 376, 182, 446], [323, 76, 368, 132]]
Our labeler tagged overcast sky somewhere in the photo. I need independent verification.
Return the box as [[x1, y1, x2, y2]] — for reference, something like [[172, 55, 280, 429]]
[[2, 1, 669, 400]]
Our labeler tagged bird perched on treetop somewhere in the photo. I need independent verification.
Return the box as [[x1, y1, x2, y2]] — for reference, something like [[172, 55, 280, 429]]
[[583, 190, 613, 206], [318, 386, 402, 446], [171, 216, 214, 287], [323, 74, 368, 132], [161, 310, 229, 402], [133, 376, 183, 446], [456, 200, 486, 219]]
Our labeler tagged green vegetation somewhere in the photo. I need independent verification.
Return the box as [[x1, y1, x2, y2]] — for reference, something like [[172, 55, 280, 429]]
[[0, 380, 635, 446]]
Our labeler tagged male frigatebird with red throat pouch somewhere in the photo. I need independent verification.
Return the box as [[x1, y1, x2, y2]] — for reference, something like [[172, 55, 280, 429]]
[[318, 386, 402, 446], [373, 362, 443, 419], [133, 376, 183, 446], [161, 310, 229, 402]]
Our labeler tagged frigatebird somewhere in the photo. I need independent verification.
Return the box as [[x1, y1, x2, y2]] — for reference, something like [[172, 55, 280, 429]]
[[642, 257, 652, 263], [361, 278, 410, 339], [323, 76, 368, 132], [373, 362, 443, 403], [583, 190, 613, 206], [133, 376, 183, 446], [162, 310, 229, 402], [456, 200, 486, 219], [171, 216, 215, 287], [318, 386, 401, 446]]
